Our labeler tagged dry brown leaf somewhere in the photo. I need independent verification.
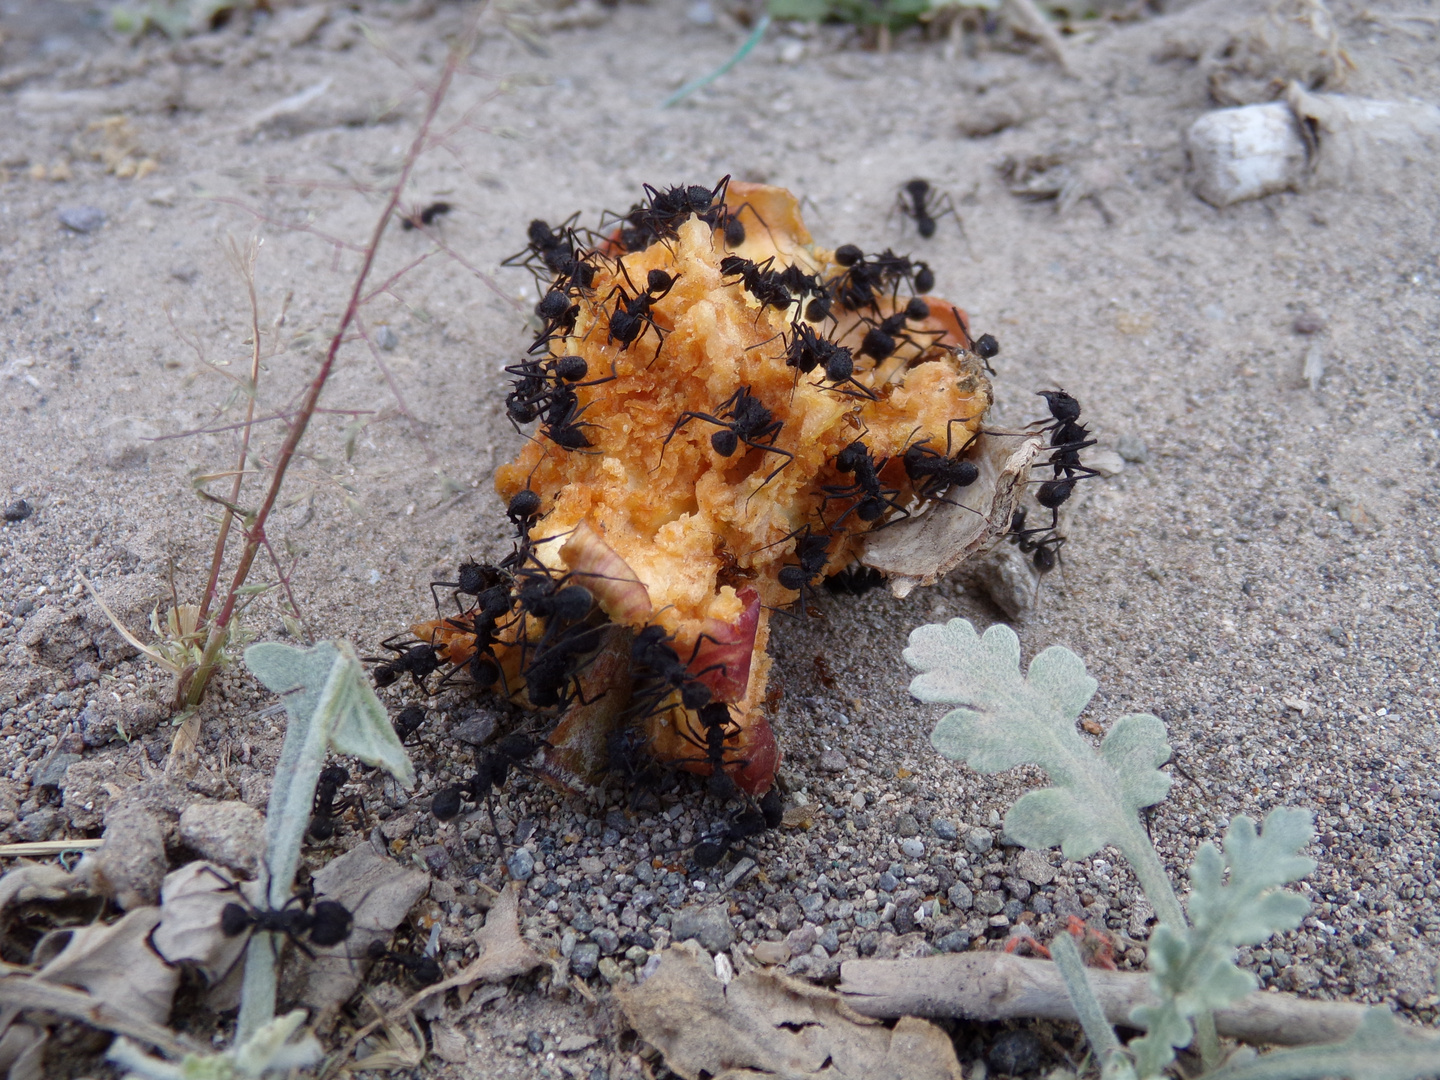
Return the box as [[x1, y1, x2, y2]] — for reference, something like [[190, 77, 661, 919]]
[[34, 908, 179, 1025], [150, 861, 251, 987], [454, 882, 543, 986], [617, 942, 962, 1080], [295, 842, 431, 1013], [0, 863, 77, 911], [860, 431, 1044, 598]]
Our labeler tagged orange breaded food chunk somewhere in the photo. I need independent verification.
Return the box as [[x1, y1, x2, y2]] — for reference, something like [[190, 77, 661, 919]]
[[475, 179, 993, 793]]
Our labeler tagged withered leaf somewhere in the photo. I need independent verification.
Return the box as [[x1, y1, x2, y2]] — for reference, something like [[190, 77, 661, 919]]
[[618, 942, 962, 1080]]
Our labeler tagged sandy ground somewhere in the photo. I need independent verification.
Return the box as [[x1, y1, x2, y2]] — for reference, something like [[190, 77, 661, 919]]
[[2, 0, 1440, 1074]]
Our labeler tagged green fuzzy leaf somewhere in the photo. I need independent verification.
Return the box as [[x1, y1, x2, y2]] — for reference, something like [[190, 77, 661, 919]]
[[1130, 809, 1315, 1076], [1203, 1008, 1440, 1080], [908, 620, 1169, 862]]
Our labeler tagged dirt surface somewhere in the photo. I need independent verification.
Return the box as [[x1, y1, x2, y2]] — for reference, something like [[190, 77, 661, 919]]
[[2, 0, 1440, 1075]]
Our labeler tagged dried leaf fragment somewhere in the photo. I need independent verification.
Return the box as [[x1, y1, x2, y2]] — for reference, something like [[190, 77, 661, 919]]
[[617, 941, 961, 1080]]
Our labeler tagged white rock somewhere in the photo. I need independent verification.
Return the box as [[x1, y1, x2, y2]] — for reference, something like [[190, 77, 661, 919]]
[[1186, 102, 1308, 207]]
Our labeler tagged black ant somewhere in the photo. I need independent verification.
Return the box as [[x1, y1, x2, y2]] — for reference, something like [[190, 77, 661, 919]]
[[366, 939, 442, 986], [605, 267, 678, 357], [431, 733, 545, 856], [401, 201, 453, 231], [822, 439, 908, 528], [902, 420, 983, 503], [393, 705, 427, 743], [693, 788, 784, 868], [628, 623, 726, 718], [824, 564, 886, 596], [429, 559, 510, 618], [502, 214, 591, 285], [1026, 390, 1098, 529], [782, 322, 872, 399], [855, 297, 938, 364], [1008, 508, 1066, 575], [896, 179, 957, 240], [521, 621, 606, 710], [617, 176, 735, 251], [776, 528, 831, 615], [720, 255, 794, 314], [206, 868, 354, 957], [309, 765, 354, 841], [660, 387, 794, 492], [669, 701, 749, 801], [368, 635, 443, 692]]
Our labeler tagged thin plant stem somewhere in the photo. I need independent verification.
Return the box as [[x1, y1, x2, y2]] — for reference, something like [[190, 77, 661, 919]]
[[184, 7, 487, 707], [197, 237, 265, 627], [661, 15, 771, 108]]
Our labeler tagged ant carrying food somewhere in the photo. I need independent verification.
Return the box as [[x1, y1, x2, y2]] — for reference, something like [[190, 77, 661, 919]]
[[660, 387, 794, 492], [896, 179, 957, 240], [401, 202, 453, 231]]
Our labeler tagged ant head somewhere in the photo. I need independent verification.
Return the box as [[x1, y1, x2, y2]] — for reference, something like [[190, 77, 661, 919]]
[[431, 787, 463, 822], [834, 244, 863, 267], [835, 441, 867, 472], [760, 787, 784, 829], [905, 178, 930, 198], [647, 269, 674, 293]]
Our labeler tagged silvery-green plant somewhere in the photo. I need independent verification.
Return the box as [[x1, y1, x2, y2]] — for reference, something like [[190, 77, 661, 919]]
[[235, 640, 415, 1042], [108, 1010, 320, 1079], [907, 618, 1440, 1079]]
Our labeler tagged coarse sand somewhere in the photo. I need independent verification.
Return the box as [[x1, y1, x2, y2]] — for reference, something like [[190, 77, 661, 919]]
[[2, 0, 1439, 1073]]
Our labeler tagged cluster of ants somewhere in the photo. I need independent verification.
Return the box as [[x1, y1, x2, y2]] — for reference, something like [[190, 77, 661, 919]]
[[363, 177, 1096, 878], [366, 488, 787, 871]]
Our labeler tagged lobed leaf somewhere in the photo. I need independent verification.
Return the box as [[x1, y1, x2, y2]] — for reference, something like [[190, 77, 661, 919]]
[[908, 620, 1169, 863], [1129, 809, 1315, 1077]]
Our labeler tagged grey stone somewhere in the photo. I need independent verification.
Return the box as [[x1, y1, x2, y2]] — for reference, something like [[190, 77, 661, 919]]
[[1116, 434, 1149, 463], [937, 930, 971, 953], [988, 1028, 1043, 1075], [817, 748, 847, 772], [1003, 899, 1025, 920], [785, 925, 817, 954], [506, 848, 535, 881], [3, 499, 32, 523], [18, 808, 59, 842], [452, 714, 497, 745], [974, 891, 1005, 916], [818, 927, 839, 954], [900, 837, 925, 858], [179, 800, 266, 877], [72, 662, 101, 684], [799, 892, 824, 914], [89, 803, 166, 909], [591, 927, 620, 955], [571, 910, 595, 934], [570, 942, 600, 978], [1004, 877, 1031, 902], [894, 812, 919, 838], [671, 905, 734, 953], [33, 752, 80, 790], [947, 882, 974, 910], [78, 703, 117, 747], [597, 957, 622, 984], [1015, 849, 1055, 885], [1031, 896, 1053, 915], [58, 206, 106, 233], [777, 903, 802, 932], [375, 324, 400, 350], [964, 827, 994, 854], [1293, 310, 1326, 335], [877, 871, 898, 892], [931, 817, 958, 841]]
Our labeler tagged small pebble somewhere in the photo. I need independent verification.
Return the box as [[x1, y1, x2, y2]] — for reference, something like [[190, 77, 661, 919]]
[[894, 812, 919, 838], [964, 827, 994, 854], [570, 942, 600, 978], [817, 748, 847, 772], [1115, 434, 1149, 463], [375, 324, 400, 350], [596, 957, 622, 984], [687, 0, 716, 24], [591, 927, 620, 955], [937, 930, 972, 953], [1293, 310, 1326, 335], [947, 882, 974, 910], [526, 1031, 544, 1055], [3, 500, 32, 523], [58, 206, 106, 233], [506, 848, 535, 881], [988, 1029, 1043, 1075], [1015, 850, 1055, 886], [900, 837, 925, 858], [877, 871, 898, 892], [752, 941, 790, 965], [975, 891, 1005, 916], [452, 715, 497, 745], [930, 816, 958, 841]]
